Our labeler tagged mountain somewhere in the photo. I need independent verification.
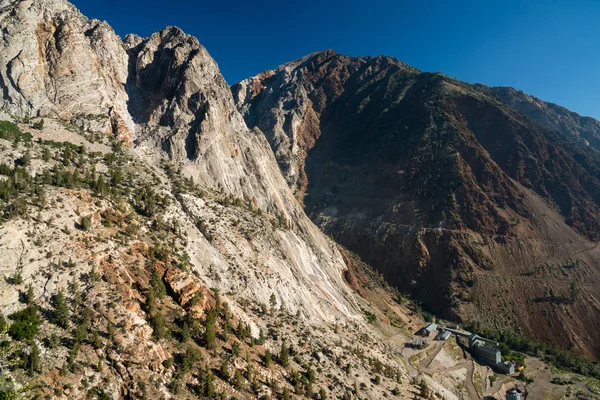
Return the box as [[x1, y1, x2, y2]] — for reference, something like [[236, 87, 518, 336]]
[[233, 50, 600, 359], [0, 2, 430, 398], [2, 1, 600, 398]]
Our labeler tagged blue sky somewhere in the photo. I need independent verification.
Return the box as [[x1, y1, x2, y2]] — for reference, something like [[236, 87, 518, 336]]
[[71, 0, 600, 119]]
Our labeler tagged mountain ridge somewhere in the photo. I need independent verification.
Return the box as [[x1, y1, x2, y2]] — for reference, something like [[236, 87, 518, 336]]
[[233, 50, 600, 359]]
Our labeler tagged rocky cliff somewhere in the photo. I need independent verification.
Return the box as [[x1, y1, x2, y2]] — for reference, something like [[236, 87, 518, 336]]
[[0, 1, 430, 398], [233, 50, 600, 359]]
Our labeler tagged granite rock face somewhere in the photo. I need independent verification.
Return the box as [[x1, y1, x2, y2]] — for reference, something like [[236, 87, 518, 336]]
[[0, 0, 134, 138], [0, 0, 364, 325]]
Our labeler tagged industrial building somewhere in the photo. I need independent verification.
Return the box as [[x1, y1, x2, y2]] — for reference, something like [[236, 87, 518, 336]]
[[505, 388, 521, 400], [406, 339, 426, 349], [505, 384, 526, 399], [435, 329, 451, 341], [421, 322, 438, 337], [442, 327, 516, 375]]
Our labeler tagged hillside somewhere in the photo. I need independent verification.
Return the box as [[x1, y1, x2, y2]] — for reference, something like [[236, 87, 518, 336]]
[[233, 50, 600, 359], [0, 1, 425, 398]]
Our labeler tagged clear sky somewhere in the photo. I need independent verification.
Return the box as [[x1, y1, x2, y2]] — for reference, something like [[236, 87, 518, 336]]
[[71, 0, 600, 119]]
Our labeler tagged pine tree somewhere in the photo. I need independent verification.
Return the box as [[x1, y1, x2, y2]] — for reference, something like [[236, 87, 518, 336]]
[[89, 264, 100, 282], [25, 283, 35, 305], [234, 369, 243, 389], [305, 382, 313, 398], [151, 269, 167, 299], [206, 366, 215, 396], [151, 311, 167, 339], [264, 350, 272, 367], [214, 289, 221, 314], [281, 387, 290, 400], [145, 287, 157, 315], [236, 320, 245, 340], [68, 343, 80, 372], [205, 308, 217, 350], [53, 289, 70, 329], [307, 367, 316, 383], [28, 342, 40, 376], [232, 341, 240, 357], [106, 320, 114, 341], [246, 363, 253, 381], [48, 333, 60, 349], [280, 341, 289, 368], [570, 281, 579, 303], [91, 330, 102, 349], [319, 387, 327, 400], [269, 293, 277, 314], [22, 150, 31, 167], [420, 379, 430, 398], [181, 321, 192, 342], [220, 359, 230, 380]]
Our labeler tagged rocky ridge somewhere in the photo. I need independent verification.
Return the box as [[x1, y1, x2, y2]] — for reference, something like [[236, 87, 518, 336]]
[[233, 50, 600, 359]]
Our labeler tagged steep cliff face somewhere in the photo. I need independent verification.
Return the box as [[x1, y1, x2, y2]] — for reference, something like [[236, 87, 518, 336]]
[[0, 0, 134, 138], [0, 0, 360, 324], [234, 50, 600, 358]]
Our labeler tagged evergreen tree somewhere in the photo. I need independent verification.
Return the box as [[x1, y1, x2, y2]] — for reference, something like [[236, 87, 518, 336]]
[[205, 308, 217, 350], [91, 331, 102, 349], [214, 289, 221, 314], [264, 350, 272, 367], [420, 379, 430, 398], [89, 264, 100, 282], [232, 341, 240, 357], [220, 359, 230, 380], [281, 387, 290, 400], [280, 341, 289, 368], [48, 333, 60, 349], [319, 387, 327, 400], [53, 289, 70, 329], [68, 343, 80, 372], [0, 313, 8, 332], [28, 342, 40, 376], [246, 363, 253, 381], [181, 321, 192, 342], [151, 269, 167, 299], [206, 366, 215, 396], [25, 283, 35, 305], [307, 367, 316, 383], [269, 293, 277, 314], [305, 382, 313, 398], [22, 150, 31, 167], [42, 147, 51, 162], [570, 281, 579, 303], [106, 320, 114, 341], [145, 287, 157, 315], [234, 369, 243, 389], [151, 311, 167, 339]]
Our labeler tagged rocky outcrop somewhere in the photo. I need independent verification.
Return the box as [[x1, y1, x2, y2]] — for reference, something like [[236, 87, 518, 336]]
[[0, 0, 134, 138]]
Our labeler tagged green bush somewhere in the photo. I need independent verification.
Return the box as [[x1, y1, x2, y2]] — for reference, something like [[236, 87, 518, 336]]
[[0, 121, 32, 142], [81, 216, 92, 231], [8, 306, 41, 341]]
